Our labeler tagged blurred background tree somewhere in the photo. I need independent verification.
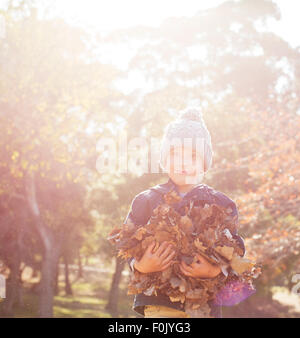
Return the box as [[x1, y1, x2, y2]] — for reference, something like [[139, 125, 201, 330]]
[[0, 0, 299, 318]]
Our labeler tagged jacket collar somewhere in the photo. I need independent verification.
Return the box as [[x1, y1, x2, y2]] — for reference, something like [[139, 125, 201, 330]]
[[149, 177, 179, 195], [150, 177, 211, 201]]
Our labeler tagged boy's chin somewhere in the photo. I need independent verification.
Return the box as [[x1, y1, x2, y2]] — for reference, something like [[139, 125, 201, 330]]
[[171, 173, 204, 185]]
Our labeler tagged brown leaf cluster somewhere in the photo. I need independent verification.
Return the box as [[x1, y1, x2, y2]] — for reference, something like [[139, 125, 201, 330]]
[[108, 189, 261, 317]]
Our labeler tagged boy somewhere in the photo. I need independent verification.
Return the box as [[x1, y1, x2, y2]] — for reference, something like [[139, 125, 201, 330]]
[[124, 108, 245, 318]]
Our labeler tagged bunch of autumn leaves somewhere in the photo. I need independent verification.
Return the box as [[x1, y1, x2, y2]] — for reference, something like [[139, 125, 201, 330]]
[[108, 190, 261, 317]]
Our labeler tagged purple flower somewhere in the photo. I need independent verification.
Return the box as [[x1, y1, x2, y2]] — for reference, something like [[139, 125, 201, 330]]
[[212, 280, 256, 306]]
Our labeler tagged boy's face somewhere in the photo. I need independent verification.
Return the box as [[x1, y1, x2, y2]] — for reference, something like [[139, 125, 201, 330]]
[[164, 144, 205, 186]]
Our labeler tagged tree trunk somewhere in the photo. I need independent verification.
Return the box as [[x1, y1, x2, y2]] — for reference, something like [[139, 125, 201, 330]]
[[38, 248, 59, 317], [25, 171, 61, 318], [105, 256, 125, 317], [64, 254, 73, 296], [2, 256, 20, 317], [77, 253, 83, 279], [16, 266, 24, 308], [54, 261, 59, 296]]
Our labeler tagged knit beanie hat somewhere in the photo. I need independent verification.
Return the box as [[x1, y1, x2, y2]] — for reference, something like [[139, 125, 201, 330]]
[[159, 107, 213, 174]]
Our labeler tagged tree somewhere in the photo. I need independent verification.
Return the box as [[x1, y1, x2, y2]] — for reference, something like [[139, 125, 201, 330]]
[[0, 3, 121, 316]]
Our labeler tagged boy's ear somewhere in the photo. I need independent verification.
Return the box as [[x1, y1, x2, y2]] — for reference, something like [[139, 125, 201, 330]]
[[159, 151, 169, 173], [204, 142, 213, 172], [159, 159, 166, 173]]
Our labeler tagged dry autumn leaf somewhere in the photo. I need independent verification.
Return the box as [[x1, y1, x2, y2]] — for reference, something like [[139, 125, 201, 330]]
[[180, 215, 193, 233], [231, 253, 254, 274], [108, 188, 261, 317], [215, 245, 234, 260], [194, 238, 206, 252]]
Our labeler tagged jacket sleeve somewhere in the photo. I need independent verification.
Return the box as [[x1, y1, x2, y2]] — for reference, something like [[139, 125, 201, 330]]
[[214, 191, 245, 257], [123, 191, 151, 272], [228, 201, 246, 257], [213, 197, 254, 307]]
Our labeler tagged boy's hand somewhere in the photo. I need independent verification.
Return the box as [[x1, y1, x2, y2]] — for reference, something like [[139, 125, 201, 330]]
[[179, 253, 221, 278], [134, 241, 176, 273]]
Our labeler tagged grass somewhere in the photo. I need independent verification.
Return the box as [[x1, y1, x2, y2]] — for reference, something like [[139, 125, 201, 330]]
[[2, 272, 300, 318], [54, 293, 111, 318], [0, 263, 139, 318]]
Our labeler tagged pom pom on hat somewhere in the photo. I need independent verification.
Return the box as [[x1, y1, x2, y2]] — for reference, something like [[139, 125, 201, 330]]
[[178, 107, 204, 123]]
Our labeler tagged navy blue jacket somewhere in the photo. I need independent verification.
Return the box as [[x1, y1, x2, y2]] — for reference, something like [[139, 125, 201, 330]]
[[123, 177, 246, 317]]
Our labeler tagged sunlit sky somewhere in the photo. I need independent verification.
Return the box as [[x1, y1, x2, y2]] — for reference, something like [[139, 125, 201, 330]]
[[1, 0, 299, 47], [1, 0, 299, 95], [50, 0, 299, 47], [41, 0, 299, 95]]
